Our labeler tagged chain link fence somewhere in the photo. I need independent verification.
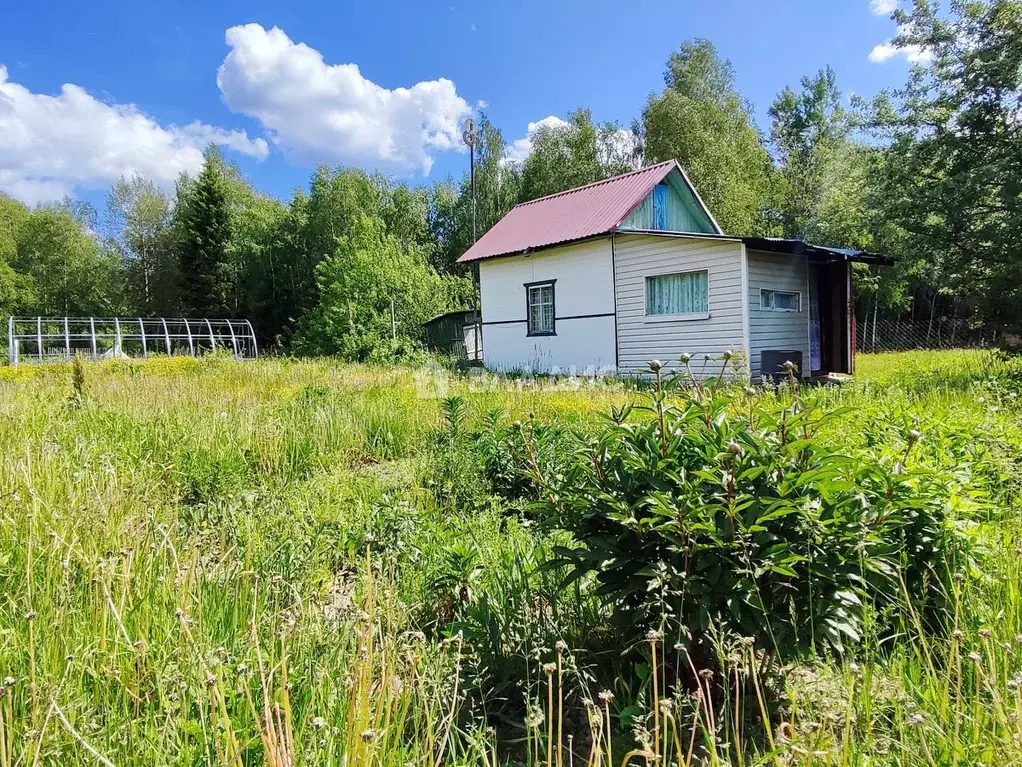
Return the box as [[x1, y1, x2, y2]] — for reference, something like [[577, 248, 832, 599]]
[[856, 316, 994, 353]]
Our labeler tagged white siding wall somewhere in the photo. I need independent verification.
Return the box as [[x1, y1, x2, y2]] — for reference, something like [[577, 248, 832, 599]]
[[747, 250, 810, 380], [479, 239, 616, 373], [613, 234, 746, 377]]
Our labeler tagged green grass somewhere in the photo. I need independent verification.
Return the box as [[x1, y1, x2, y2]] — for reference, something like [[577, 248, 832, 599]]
[[0, 351, 1020, 765]]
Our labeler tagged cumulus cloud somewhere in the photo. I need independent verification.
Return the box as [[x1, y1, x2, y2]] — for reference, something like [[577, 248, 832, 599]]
[[503, 116, 568, 164], [0, 65, 268, 205], [216, 24, 473, 174], [870, 0, 898, 15], [868, 40, 933, 63]]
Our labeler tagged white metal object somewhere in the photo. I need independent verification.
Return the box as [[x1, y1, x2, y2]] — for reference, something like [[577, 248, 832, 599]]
[[5, 317, 259, 365]]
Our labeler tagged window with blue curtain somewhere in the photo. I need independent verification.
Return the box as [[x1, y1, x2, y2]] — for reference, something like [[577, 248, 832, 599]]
[[645, 270, 709, 316], [652, 184, 668, 230]]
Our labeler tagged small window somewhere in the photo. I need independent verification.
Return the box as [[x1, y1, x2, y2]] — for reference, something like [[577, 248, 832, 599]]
[[646, 270, 709, 316], [761, 289, 801, 312], [526, 281, 555, 336]]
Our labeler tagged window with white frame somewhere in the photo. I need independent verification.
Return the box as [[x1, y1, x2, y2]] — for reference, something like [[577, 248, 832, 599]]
[[760, 289, 801, 312], [526, 281, 555, 335], [645, 270, 709, 317]]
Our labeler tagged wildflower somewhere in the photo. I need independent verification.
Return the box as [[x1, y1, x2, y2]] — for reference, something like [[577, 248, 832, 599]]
[[645, 629, 663, 643], [726, 440, 743, 455], [24, 611, 36, 622], [740, 636, 755, 647], [744, 387, 757, 397], [722, 350, 734, 361], [525, 706, 545, 728], [968, 652, 982, 663], [598, 690, 614, 704], [979, 629, 991, 638], [952, 630, 964, 640], [679, 353, 692, 364], [205, 675, 217, 687], [360, 730, 376, 742], [659, 699, 674, 713], [953, 572, 965, 583], [699, 668, 714, 681], [1016, 635, 1022, 645], [649, 360, 663, 373], [907, 713, 925, 727], [783, 360, 797, 372], [3, 677, 13, 687], [555, 640, 568, 653], [312, 716, 326, 730], [849, 662, 860, 675], [907, 429, 923, 444], [543, 662, 557, 676]]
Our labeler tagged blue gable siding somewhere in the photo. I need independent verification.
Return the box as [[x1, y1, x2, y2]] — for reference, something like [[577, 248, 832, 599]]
[[620, 169, 717, 234]]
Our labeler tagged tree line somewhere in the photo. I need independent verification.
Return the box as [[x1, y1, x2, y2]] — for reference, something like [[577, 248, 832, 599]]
[[1, 0, 1019, 358]]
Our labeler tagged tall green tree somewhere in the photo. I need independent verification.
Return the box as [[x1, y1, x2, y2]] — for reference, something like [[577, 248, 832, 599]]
[[14, 202, 124, 316], [293, 213, 472, 360], [769, 67, 850, 240], [176, 147, 234, 317], [0, 195, 33, 316], [106, 175, 174, 314], [518, 109, 636, 201], [869, 0, 1022, 333], [642, 40, 776, 235]]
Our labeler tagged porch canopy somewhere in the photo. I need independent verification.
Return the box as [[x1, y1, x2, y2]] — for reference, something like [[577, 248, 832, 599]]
[[738, 237, 892, 264]]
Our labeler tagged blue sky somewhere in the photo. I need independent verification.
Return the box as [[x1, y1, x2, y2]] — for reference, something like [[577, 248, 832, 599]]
[[0, 0, 919, 205]]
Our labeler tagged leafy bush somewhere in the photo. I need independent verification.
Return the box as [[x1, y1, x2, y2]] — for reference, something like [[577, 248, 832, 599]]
[[507, 364, 973, 661]]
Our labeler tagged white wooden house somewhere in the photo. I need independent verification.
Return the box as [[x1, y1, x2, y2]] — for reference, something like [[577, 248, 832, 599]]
[[458, 160, 885, 380]]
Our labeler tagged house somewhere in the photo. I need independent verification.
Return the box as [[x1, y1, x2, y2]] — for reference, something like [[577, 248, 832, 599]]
[[457, 160, 885, 380]]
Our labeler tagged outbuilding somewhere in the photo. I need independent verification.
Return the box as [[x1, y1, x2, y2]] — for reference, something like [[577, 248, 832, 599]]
[[458, 160, 885, 380]]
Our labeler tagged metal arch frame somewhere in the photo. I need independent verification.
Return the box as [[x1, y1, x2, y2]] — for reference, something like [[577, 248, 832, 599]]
[[5, 316, 260, 366]]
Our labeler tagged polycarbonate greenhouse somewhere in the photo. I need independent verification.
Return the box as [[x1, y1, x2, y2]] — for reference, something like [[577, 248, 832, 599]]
[[6, 317, 258, 365]]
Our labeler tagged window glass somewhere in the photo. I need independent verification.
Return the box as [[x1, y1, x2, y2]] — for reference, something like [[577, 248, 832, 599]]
[[761, 289, 800, 311], [645, 271, 709, 316], [527, 284, 555, 334]]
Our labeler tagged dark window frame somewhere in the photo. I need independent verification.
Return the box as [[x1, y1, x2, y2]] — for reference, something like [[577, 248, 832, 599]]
[[524, 279, 557, 337]]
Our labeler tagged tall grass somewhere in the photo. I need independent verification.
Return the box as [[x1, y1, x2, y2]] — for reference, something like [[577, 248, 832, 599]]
[[0, 352, 1019, 765]]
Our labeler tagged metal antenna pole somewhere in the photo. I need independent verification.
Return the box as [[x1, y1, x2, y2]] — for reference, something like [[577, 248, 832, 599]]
[[471, 140, 476, 244], [463, 117, 478, 244]]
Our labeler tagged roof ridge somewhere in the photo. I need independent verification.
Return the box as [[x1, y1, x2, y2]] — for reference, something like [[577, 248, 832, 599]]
[[513, 160, 676, 208]]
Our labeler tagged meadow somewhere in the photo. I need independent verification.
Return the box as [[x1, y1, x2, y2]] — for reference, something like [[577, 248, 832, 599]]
[[0, 349, 1020, 766]]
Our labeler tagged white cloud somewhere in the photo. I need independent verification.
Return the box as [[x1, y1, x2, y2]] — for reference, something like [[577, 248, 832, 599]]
[[870, 0, 898, 16], [216, 24, 473, 174], [503, 115, 568, 163], [0, 65, 268, 205], [868, 40, 933, 64]]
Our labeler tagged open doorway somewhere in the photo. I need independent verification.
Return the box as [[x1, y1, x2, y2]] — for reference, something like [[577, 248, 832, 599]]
[[808, 261, 852, 376]]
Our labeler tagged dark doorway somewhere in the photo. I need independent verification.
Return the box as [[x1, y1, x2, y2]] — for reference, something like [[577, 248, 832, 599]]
[[808, 261, 852, 375]]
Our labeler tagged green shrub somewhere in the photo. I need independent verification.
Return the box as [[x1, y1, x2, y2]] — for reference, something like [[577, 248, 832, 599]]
[[509, 364, 974, 661]]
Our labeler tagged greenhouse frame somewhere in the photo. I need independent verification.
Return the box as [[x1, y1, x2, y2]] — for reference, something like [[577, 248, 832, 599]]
[[6, 317, 258, 365]]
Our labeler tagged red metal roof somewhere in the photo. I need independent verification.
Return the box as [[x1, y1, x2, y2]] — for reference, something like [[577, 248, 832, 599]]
[[458, 160, 683, 263]]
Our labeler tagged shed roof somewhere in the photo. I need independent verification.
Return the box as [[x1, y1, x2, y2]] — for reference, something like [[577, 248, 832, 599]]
[[457, 160, 721, 264]]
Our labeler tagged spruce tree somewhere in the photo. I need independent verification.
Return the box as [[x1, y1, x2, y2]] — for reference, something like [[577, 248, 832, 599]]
[[178, 147, 233, 317]]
